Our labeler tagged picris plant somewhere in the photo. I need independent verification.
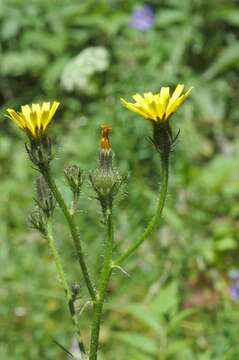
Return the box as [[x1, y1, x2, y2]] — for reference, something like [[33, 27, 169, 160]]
[[6, 85, 192, 360]]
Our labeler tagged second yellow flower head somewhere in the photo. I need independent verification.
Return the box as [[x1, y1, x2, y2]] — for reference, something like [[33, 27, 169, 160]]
[[6, 101, 60, 140], [121, 84, 192, 122]]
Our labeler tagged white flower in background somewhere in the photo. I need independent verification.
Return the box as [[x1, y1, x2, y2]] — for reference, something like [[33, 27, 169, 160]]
[[61, 46, 110, 94]]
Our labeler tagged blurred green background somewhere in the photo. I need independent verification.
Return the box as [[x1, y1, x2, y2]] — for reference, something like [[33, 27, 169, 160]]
[[1, 0, 239, 359]]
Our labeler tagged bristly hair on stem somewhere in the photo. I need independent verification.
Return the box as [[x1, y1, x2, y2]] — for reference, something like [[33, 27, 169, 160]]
[[41, 167, 97, 302], [114, 120, 171, 267], [89, 207, 114, 360]]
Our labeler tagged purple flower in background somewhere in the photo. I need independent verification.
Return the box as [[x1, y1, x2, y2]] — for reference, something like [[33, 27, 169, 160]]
[[229, 270, 239, 301], [131, 5, 155, 32], [229, 286, 239, 301]]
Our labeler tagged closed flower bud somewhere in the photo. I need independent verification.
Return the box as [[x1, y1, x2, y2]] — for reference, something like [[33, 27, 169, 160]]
[[71, 282, 81, 300], [99, 124, 113, 171], [89, 124, 123, 216], [64, 165, 83, 201], [35, 175, 55, 218], [89, 167, 123, 214], [28, 208, 47, 237]]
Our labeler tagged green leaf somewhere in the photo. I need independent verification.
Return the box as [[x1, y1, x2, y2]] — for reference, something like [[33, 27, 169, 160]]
[[155, 9, 185, 27], [125, 303, 162, 334], [150, 283, 178, 317], [168, 308, 195, 330], [126, 349, 153, 360], [113, 332, 158, 356], [21, 31, 66, 55], [1, 50, 48, 76], [214, 7, 239, 27], [204, 44, 239, 79], [167, 339, 192, 357], [216, 237, 237, 251]]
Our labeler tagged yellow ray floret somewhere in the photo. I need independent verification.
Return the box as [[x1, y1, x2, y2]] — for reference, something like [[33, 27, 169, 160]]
[[120, 84, 192, 122], [6, 101, 60, 139]]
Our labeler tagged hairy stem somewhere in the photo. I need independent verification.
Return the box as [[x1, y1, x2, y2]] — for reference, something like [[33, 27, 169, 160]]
[[115, 154, 169, 266], [89, 211, 114, 360], [46, 221, 85, 354], [42, 169, 96, 301]]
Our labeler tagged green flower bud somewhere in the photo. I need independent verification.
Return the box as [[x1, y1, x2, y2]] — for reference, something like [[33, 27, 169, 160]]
[[71, 282, 81, 300], [35, 175, 55, 218], [64, 165, 83, 202], [28, 208, 47, 237]]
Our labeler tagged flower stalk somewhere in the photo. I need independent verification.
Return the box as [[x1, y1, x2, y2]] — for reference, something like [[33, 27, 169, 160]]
[[116, 85, 193, 265], [45, 221, 86, 355], [41, 167, 97, 302], [115, 150, 169, 265], [89, 210, 114, 360]]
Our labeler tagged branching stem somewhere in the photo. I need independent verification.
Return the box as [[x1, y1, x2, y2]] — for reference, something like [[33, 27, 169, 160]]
[[42, 169, 97, 302], [46, 221, 85, 355]]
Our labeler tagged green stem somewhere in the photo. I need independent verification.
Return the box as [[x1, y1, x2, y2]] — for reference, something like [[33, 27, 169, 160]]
[[46, 221, 85, 355], [89, 211, 114, 360], [42, 169, 96, 301], [115, 155, 169, 266]]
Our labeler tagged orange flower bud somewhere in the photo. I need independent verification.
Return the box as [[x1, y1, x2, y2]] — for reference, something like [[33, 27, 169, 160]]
[[100, 124, 112, 151]]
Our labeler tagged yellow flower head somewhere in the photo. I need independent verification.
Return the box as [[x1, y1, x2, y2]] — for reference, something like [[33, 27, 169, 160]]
[[120, 84, 192, 122], [6, 101, 60, 139]]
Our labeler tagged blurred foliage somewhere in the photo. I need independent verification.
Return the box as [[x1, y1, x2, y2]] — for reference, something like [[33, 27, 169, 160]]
[[1, 0, 239, 359]]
